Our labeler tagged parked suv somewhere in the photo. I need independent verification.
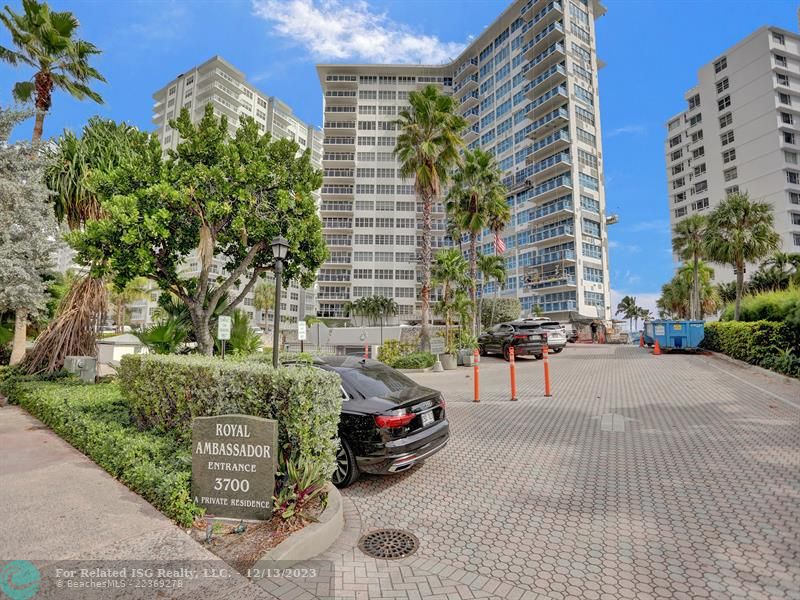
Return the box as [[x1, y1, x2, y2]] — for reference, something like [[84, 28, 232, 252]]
[[478, 321, 547, 361], [529, 320, 567, 353]]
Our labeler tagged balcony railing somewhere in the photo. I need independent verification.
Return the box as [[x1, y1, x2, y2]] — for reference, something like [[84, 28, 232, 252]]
[[532, 174, 572, 198], [531, 249, 576, 266], [532, 151, 571, 175]]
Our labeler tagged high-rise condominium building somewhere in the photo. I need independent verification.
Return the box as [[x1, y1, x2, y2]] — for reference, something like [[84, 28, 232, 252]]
[[317, 0, 612, 324], [133, 56, 323, 329], [665, 26, 800, 282]]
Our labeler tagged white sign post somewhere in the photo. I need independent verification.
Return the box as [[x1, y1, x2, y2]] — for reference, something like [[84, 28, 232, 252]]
[[217, 315, 232, 359], [297, 320, 307, 353]]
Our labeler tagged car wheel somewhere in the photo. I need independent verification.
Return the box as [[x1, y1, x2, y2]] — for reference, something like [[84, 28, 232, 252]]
[[502, 345, 511, 361], [552, 348, 563, 354], [332, 437, 359, 488], [479, 345, 487, 356], [536, 354, 543, 360]]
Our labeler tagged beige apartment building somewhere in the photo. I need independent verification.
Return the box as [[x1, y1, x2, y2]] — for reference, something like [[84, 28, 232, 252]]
[[129, 56, 323, 329], [665, 26, 800, 282], [317, 0, 612, 324]]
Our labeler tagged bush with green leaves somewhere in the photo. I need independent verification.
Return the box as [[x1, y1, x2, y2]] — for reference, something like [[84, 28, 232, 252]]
[[720, 288, 800, 331], [377, 339, 417, 366], [215, 309, 261, 355], [6, 381, 202, 526], [480, 297, 521, 330], [702, 320, 799, 378], [391, 352, 436, 370], [118, 354, 343, 516], [136, 315, 189, 354]]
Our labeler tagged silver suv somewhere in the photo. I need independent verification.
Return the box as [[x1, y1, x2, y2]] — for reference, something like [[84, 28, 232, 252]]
[[523, 319, 567, 353]]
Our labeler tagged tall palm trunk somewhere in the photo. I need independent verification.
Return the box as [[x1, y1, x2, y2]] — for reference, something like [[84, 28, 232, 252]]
[[468, 233, 478, 336], [692, 254, 700, 320], [9, 309, 27, 365], [490, 285, 499, 329], [419, 192, 433, 352], [734, 260, 744, 321], [32, 72, 53, 143]]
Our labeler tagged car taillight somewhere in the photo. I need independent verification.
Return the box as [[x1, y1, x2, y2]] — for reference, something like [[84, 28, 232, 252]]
[[513, 334, 528, 339], [374, 409, 415, 429], [541, 332, 548, 340]]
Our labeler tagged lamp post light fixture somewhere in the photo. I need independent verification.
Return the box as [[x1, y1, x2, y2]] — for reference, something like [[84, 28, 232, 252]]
[[271, 235, 290, 368]]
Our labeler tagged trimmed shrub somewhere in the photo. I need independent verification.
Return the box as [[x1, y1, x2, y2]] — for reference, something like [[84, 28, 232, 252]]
[[702, 320, 799, 378], [8, 381, 202, 526], [720, 288, 800, 328], [480, 297, 521, 329], [391, 352, 436, 370], [118, 354, 343, 482], [377, 339, 417, 365]]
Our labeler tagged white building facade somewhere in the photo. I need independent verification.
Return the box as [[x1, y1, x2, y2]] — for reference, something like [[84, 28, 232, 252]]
[[131, 56, 323, 328], [317, 0, 612, 324], [665, 26, 800, 282]]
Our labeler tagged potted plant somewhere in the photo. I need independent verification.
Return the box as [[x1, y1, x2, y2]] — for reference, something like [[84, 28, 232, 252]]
[[456, 330, 477, 367], [438, 330, 458, 370]]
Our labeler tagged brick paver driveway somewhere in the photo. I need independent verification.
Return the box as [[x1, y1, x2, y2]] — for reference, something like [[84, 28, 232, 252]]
[[274, 345, 800, 600]]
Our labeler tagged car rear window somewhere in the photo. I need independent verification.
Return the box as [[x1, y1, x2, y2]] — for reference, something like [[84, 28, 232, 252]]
[[539, 323, 562, 329], [514, 325, 542, 331], [336, 365, 417, 399]]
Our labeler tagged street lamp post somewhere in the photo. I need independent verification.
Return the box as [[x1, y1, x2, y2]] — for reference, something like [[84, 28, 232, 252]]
[[271, 236, 289, 368]]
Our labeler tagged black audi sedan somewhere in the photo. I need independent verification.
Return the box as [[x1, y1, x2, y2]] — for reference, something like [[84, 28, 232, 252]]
[[301, 356, 449, 488], [478, 320, 547, 360]]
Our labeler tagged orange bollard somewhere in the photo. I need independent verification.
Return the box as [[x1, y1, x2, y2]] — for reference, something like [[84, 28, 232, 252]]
[[473, 348, 480, 403], [542, 344, 552, 397], [364, 343, 369, 359], [509, 346, 518, 401], [653, 339, 662, 356], [639, 333, 644, 348]]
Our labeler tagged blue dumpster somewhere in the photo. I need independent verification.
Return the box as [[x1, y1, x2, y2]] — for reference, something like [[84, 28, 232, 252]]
[[643, 320, 705, 351]]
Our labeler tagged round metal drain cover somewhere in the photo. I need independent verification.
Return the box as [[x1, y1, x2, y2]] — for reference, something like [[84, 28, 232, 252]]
[[358, 529, 419, 559]]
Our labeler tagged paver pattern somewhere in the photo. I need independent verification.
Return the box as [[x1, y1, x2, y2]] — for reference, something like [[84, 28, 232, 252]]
[[287, 345, 800, 600]]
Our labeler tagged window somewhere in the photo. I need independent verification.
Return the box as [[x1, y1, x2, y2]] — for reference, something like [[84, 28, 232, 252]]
[[671, 149, 683, 161], [725, 185, 739, 196], [689, 113, 702, 127], [669, 134, 682, 148], [722, 149, 736, 163], [691, 198, 709, 211], [782, 112, 794, 125], [786, 151, 798, 165], [693, 180, 708, 194], [688, 94, 700, 110], [674, 207, 687, 218], [672, 177, 685, 190], [672, 163, 684, 175], [721, 130, 735, 146], [690, 130, 703, 143], [795, 233, 800, 247], [779, 93, 792, 106], [692, 146, 705, 159], [792, 213, 800, 226], [717, 95, 731, 111], [716, 77, 729, 94], [668, 118, 680, 131], [787, 170, 800, 184], [693, 163, 706, 176], [719, 113, 732, 128], [778, 73, 790, 86], [773, 32, 786, 45], [775, 54, 788, 67], [790, 191, 800, 205], [714, 57, 727, 73], [724, 167, 738, 181], [785, 132, 796, 144], [674, 192, 686, 204], [577, 128, 596, 145]]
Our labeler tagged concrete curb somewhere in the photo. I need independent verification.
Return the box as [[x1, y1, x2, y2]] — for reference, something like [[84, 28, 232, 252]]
[[397, 366, 433, 373], [255, 483, 343, 565], [705, 350, 800, 386]]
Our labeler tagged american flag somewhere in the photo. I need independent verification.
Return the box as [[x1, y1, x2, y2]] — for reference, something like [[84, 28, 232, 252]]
[[494, 234, 506, 255]]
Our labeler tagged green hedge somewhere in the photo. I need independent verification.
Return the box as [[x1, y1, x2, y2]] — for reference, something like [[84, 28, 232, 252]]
[[391, 351, 436, 369], [720, 288, 800, 328], [377, 339, 417, 366], [8, 381, 202, 526], [702, 320, 800, 378], [118, 354, 343, 482]]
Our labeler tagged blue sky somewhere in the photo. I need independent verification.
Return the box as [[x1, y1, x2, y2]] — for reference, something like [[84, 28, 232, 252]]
[[2, 0, 798, 314]]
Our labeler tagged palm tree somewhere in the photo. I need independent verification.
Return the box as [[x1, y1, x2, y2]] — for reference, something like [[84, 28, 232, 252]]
[[672, 214, 707, 320], [446, 148, 510, 335], [705, 192, 780, 320], [615, 295, 638, 331], [395, 84, 466, 351], [432, 248, 469, 352], [374, 295, 398, 344], [1, 0, 105, 142], [716, 281, 738, 306], [477, 253, 506, 331], [253, 279, 275, 329], [750, 252, 799, 292], [107, 277, 150, 333]]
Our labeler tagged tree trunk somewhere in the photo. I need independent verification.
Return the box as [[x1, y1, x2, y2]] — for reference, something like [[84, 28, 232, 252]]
[[469, 234, 478, 337], [10, 309, 27, 366], [190, 306, 214, 356], [32, 111, 45, 143], [419, 192, 433, 352], [734, 263, 744, 321], [490, 286, 499, 329], [692, 254, 700, 320], [116, 302, 124, 333]]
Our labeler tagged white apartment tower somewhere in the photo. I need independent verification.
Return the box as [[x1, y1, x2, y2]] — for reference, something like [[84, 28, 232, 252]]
[[665, 26, 800, 282], [133, 56, 323, 328], [317, 0, 612, 324]]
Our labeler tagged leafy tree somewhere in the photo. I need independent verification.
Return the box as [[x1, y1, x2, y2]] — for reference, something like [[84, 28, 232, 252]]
[[137, 316, 188, 355], [749, 252, 800, 293], [432, 248, 469, 350], [705, 192, 780, 320], [716, 281, 738, 306], [446, 148, 510, 333], [216, 309, 261, 355], [480, 297, 521, 328], [69, 105, 327, 355], [395, 85, 466, 351], [672, 214, 707, 320], [107, 277, 150, 332], [477, 252, 506, 331], [0, 0, 105, 141], [0, 107, 59, 364], [374, 295, 398, 344], [615, 295, 638, 331], [657, 262, 718, 319], [253, 278, 275, 329]]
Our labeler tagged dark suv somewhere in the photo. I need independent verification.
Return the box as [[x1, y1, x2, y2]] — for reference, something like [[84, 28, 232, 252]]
[[478, 321, 547, 361]]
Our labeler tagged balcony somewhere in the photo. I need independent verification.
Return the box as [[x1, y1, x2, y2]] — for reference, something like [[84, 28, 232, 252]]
[[526, 0, 563, 28], [323, 168, 355, 183], [464, 123, 480, 142], [527, 275, 577, 291], [324, 74, 358, 88], [527, 63, 567, 93], [462, 105, 480, 124], [324, 90, 357, 104], [527, 84, 569, 114], [454, 57, 478, 82], [319, 201, 354, 214], [532, 151, 571, 180], [528, 127, 570, 161], [532, 194, 574, 223], [531, 173, 573, 202], [453, 74, 478, 95], [525, 18, 564, 53], [529, 42, 566, 72], [527, 106, 569, 139], [323, 136, 356, 151], [323, 120, 356, 135], [322, 152, 355, 166], [459, 90, 480, 111], [530, 249, 577, 267], [320, 184, 354, 199], [533, 222, 575, 244]]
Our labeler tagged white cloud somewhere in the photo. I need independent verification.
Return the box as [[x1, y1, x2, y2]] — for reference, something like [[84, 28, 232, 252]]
[[606, 124, 647, 138], [251, 0, 466, 64], [608, 239, 641, 254], [129, 1, 188, 40], [625, 218, 670, 233]]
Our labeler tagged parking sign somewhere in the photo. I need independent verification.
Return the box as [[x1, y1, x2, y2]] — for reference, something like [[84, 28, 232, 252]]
[[297, 320, 307, 341], [217, 316, 232, 340]]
